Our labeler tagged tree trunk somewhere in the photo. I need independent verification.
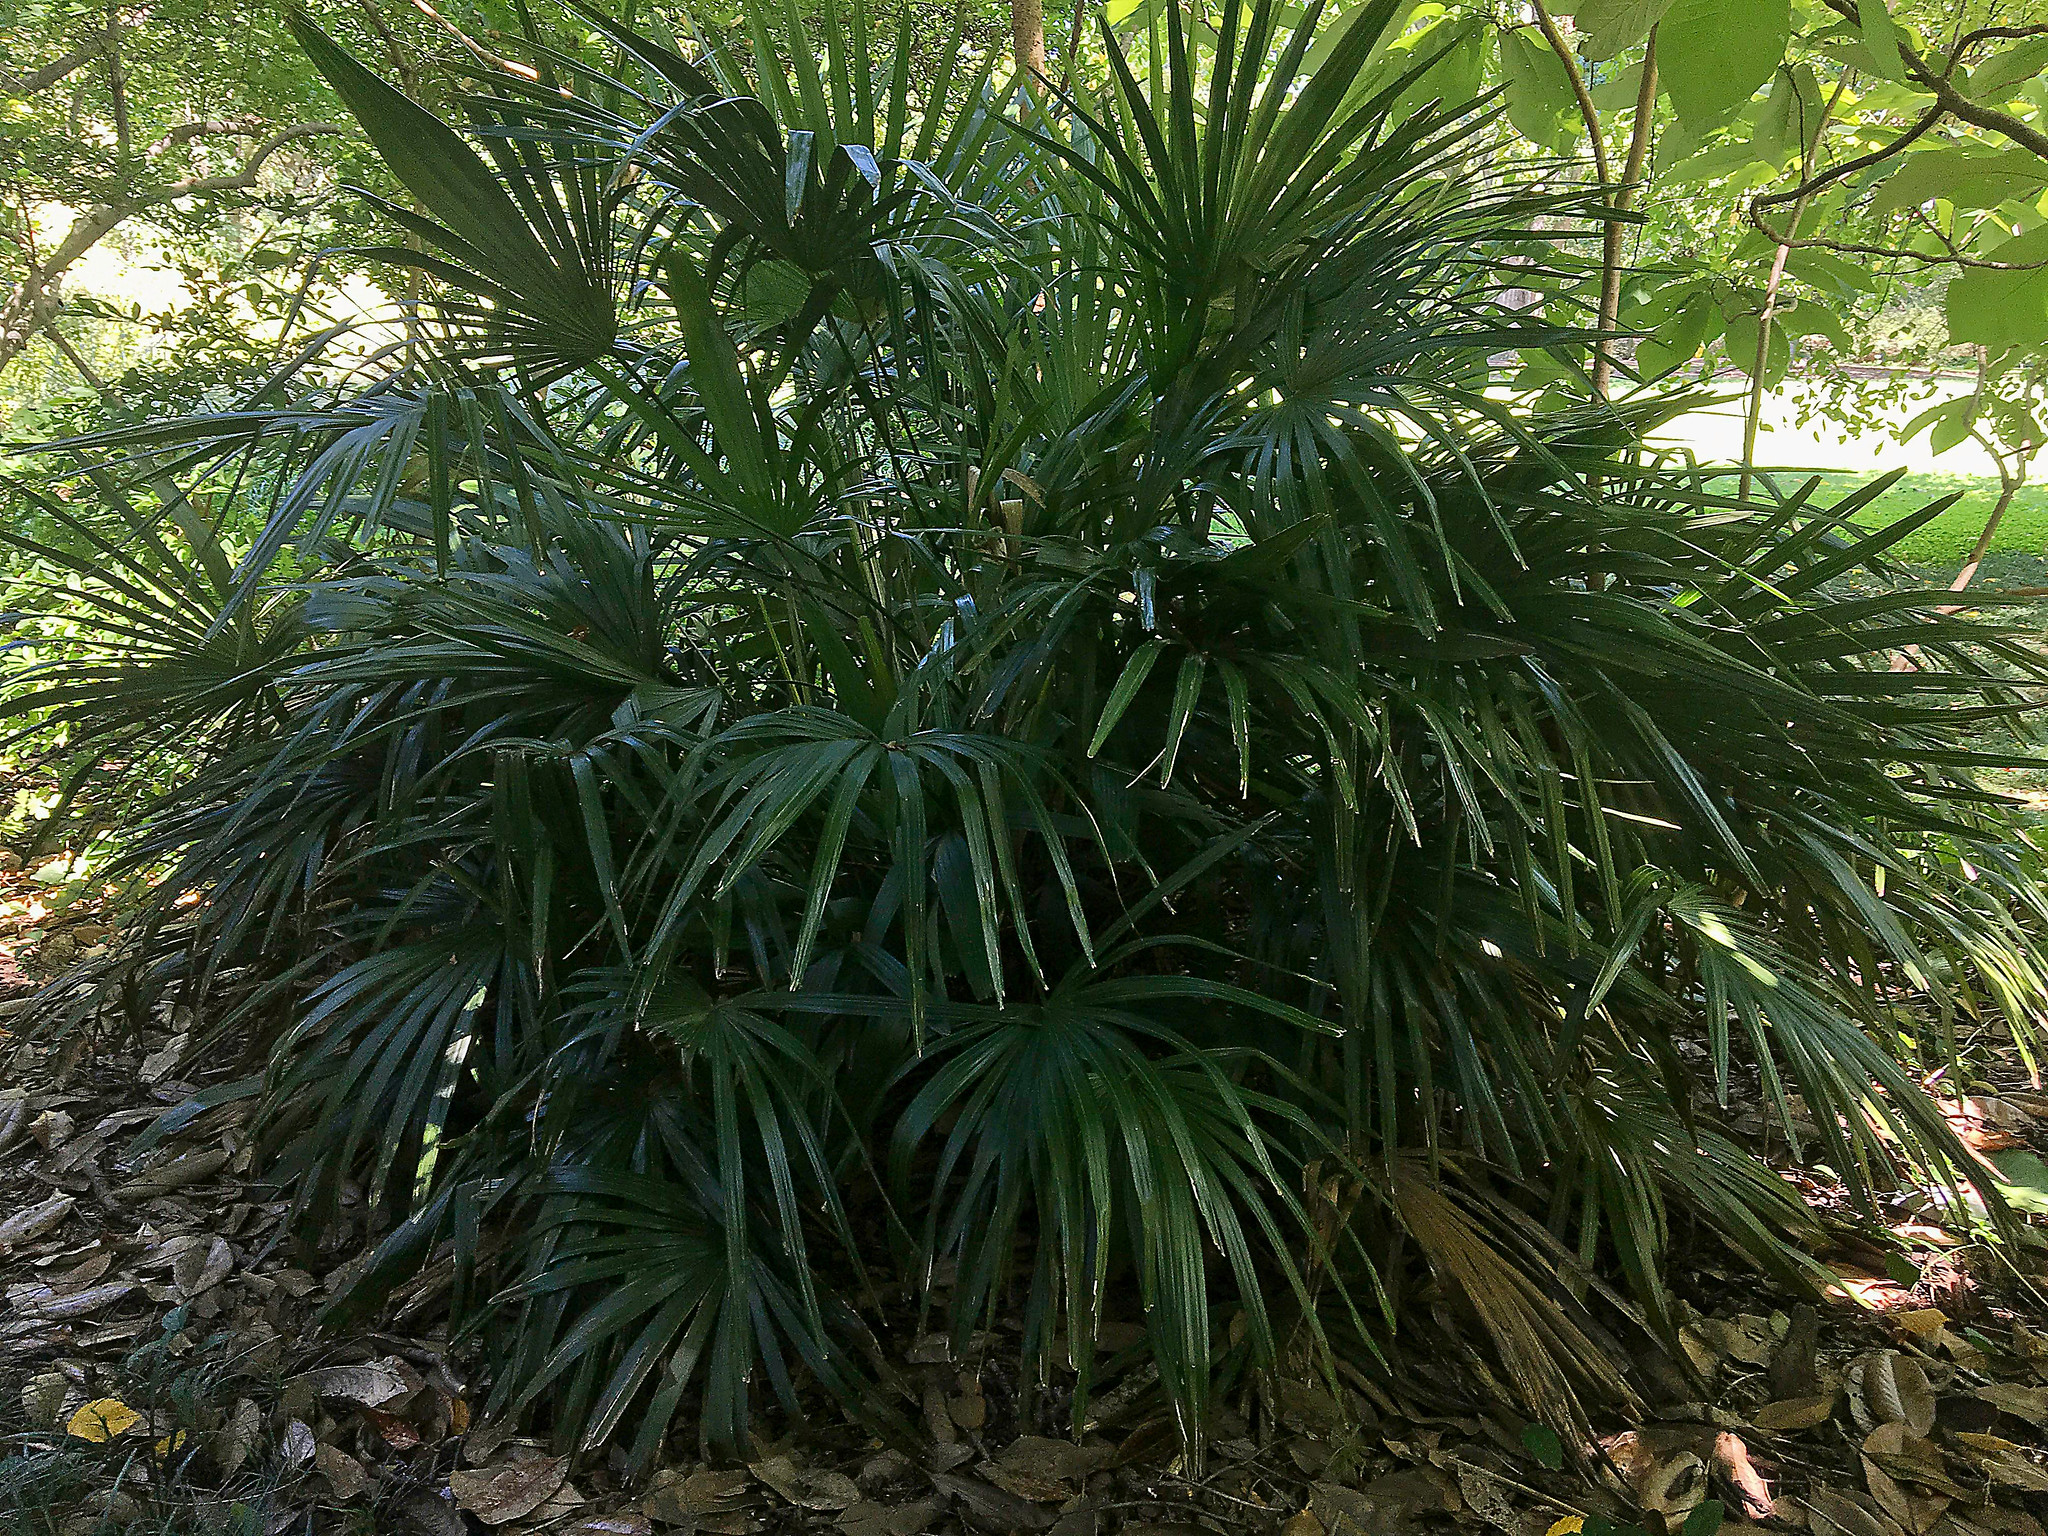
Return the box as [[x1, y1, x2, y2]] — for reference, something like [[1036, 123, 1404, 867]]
[[1950, 477, 2022, 596], [0, 202, 135, 373], [1012, 0, 1046, 93]]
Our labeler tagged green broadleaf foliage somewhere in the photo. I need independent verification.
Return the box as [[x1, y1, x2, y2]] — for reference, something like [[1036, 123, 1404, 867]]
[[1724, 311, 1791, 386], [1947, 226, 2048, 351], [1969, 37, 2048, 100], [1567, 0, 1673, 62], [1854, 0, 1904, 83], [1874, 148, 2048, 214], [1658, 0, 1791, 131], [1502, 28, 1581, 152]]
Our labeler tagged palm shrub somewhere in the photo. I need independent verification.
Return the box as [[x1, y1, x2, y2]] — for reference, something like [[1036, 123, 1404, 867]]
[[12, 0, 2048, 1467]]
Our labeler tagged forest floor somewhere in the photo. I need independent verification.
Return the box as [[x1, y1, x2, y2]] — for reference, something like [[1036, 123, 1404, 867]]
[[5, 555, 2048, 1536]]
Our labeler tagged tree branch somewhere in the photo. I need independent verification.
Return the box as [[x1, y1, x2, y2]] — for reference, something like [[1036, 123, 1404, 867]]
[[1819, 0, 2048, 160], [0, 37, 108, 98], [0, 121, 346, 372]]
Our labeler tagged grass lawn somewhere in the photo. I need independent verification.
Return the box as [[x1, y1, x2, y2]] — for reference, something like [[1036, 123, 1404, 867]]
[[1800, 471, 2048, 573], [1770, 472, 2048, 807]]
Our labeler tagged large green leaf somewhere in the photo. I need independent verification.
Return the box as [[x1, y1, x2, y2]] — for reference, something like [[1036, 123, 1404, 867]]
[[1657, 0, 1790, 131], [1947, 225, 2048, 351], [1873, 147, 2048, 214], [1567, 0, 1674, 61], [1501, 28, 1580, 152]]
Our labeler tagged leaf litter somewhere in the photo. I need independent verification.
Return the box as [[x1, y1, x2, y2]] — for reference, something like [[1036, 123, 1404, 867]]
[[4, 929, 2048, 1536]]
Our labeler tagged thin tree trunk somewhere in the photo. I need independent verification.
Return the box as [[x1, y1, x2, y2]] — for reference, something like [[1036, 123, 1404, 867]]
[[1530, 3, 1620, 399], [1950, 470, 2023, 596], [1594, 29, 1659, 400], [1012, 0, 1046, 93], [1742, 75, 1851, 497]]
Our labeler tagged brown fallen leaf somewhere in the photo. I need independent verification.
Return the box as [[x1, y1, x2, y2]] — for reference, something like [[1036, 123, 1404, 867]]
[[172, 1235, 233, 1298], [1853, 1351, 1936, 1438], [1756, 1395, 1837, 1431], [451, 1452, 569, 1527], [316, 1442, 370, 1500], [0, 1192, 74, 1252]]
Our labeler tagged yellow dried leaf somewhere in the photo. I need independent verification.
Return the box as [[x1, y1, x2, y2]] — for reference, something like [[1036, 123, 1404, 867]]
[[1955, 1433, 2020, 1454], [66, 1399, 141, 1442], [1545, 1520, 1586, 1536], [1755, 1395, 1837, 1431], [154, 1430, 189, 1457]]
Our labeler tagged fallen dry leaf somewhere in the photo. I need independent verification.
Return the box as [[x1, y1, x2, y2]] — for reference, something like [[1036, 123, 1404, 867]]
[[297, 1357, 413, 1408], [1756, 1395, 1837, 1431], [65, 1398, 141, 1442], [451, 1453, 570, 1527], [172, 1235, 233, 1298]]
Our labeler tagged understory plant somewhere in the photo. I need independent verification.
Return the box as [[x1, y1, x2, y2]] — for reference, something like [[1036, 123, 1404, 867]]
[[9, 0, 2048, 1469]]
